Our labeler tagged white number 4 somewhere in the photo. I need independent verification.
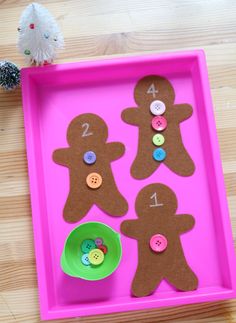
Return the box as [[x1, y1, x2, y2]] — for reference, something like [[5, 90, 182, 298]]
[[150, 192, 163, 207], [147, 83, 158, 98]]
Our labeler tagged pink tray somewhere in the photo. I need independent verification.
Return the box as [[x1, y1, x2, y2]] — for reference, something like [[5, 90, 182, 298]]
[[21, 50, 236, 321]]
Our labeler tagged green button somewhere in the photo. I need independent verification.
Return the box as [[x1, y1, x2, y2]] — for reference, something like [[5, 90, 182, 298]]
[[81, 239, 96, 253], [24, 49, 31, 55], [152, 133, 165, 146]]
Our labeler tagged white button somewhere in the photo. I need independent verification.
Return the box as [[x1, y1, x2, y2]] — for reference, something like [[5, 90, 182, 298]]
[[150, 100, 166, 116]]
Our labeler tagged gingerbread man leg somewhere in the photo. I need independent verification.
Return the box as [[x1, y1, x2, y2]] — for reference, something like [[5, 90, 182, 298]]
[[131, 130, 159, 179], [97, 182, 128, 216], [132, 258, 163, 297], [165, 257, 198, 291], [63, 191, 93, 223], [165, 135, 195, 176], [122, 109, 158, 179], [131, 147, 158, 179]]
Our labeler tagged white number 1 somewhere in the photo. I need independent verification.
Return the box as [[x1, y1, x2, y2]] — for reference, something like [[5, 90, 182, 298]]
[[147, 83, 158, 98], [150, 192, 163, 207]]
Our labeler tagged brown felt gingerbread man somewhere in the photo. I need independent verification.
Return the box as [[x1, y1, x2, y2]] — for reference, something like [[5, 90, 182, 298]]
[[53, 113, 128, 223], [122, 75, 195, 179], [121, 183, 198, 297]]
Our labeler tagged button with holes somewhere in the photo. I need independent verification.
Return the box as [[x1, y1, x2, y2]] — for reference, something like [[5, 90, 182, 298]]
[[83, 151, 96, 165], [151, 116, 167, 131], [150, 100, 166, 116], [86, 172, 102, 189], [81, 239, 96, 253], [88, 248, 105, 265], [95, 238, 103, 246], [81, 253, 91, 266], [150, 234, 168, 253], [153, 147, 166, 161], [98, 245, 108, 255], [152, 133, 165, 146]]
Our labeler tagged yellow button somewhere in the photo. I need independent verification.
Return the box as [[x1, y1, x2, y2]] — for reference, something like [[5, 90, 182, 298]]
[[88, 248, 104, 265], [86, 172, 102, 189]]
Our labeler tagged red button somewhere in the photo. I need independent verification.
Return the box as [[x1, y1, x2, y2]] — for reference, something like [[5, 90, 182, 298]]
[[150, 234, 168, 253], [151, 116, 167, 131], [98, 245, 108, 254]]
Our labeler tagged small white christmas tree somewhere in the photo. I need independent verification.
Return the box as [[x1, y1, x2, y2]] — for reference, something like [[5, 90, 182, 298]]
[[18, 3, 64, 65]]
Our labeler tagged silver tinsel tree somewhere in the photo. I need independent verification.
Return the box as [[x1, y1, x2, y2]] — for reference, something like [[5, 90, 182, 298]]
[[0, 61, 20, 90]]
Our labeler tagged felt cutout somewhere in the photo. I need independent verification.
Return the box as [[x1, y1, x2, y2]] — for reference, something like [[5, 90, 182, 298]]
[[121, 75, 195, 179], [53, 113, 128, 223], [121, 183, 198, 297]]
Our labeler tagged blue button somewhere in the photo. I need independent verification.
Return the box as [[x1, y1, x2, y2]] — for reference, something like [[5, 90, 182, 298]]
[[153, 148, 166, 161], [81, 239, 96, 253], [83, 151, 96, 165], [81, 253, 90, 266]]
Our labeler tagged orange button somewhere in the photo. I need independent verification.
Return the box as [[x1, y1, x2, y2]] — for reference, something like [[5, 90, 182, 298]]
[[86, 172, 102, 189]]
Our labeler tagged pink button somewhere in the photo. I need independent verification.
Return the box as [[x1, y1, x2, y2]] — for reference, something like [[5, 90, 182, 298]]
[[151, 116, 167, 131], [150, 234, 168, 253]]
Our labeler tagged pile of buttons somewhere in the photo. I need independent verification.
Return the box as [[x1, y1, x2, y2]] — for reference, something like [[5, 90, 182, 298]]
[[83, 151, 102, 189], [150, 100, 167, 162], [81, 238, 108, 266]]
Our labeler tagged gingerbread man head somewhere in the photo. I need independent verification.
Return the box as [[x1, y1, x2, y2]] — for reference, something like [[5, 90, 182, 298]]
[[67, 113, 108, 147], [135, 183, 178, 218], [134, 75, 175, 107]]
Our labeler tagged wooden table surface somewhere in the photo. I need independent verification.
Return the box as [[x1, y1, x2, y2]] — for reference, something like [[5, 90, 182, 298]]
[[0, 0, 236, 322]]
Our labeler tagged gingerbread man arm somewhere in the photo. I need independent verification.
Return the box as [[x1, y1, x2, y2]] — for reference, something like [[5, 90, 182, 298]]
[[106, 142, 125, 161], [53, 148, 72, 167], [173, 104, 193, 122], [121, 108, 142, 125], [174, 214, 195, 234], [121, 220, 142, 239]]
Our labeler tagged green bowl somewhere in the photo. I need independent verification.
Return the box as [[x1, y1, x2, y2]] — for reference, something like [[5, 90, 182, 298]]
[[61, 222, 122, 281]]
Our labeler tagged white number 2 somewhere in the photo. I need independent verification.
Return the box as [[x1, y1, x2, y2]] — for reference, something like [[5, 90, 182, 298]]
[[82, 123, 93, 137], [150, 192, 163, 207], [147, 83, 158, 98]]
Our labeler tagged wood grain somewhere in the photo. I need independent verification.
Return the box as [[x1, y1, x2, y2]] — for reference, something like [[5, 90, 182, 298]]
[[0, 0, 236, 322]]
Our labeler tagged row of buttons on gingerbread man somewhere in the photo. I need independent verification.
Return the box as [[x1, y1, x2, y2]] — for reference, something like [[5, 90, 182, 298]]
[[83, 151, 103, 189], [150, 100, 167, 162]]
